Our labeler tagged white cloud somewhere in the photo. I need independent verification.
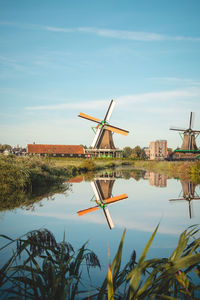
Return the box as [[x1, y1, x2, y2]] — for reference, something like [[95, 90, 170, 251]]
[[25, 100, 108, 111], [23, 210, 182, 235], [150, 77, 200, 86], [1, 22, 200, 42], [25, 87, 200, 111]]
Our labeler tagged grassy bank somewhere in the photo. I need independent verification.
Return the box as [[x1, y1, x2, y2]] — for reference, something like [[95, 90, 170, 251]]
[[133, 160, 200, 183], [1, 155, 200, 210], [49, 156, 132, 169], [1, 225, 200, 299], [0, 155, 74, 210], [0, 155, 132, 210]]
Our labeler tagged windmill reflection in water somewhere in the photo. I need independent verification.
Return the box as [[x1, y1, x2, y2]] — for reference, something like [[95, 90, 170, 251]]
[[77, 172, 128, 229], [169, 180, 200, 218]]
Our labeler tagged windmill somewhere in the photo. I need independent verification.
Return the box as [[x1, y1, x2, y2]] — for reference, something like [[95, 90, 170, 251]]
[[77, 178, 128, 229], [78, 100, 129, 153], [170, 112, 200, 151], [169, 180, 200, 218]]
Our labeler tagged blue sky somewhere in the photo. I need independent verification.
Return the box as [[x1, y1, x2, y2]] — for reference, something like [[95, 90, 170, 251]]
[[0, 0, 200, 149]]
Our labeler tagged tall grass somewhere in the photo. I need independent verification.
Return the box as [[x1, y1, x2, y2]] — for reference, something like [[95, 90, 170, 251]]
[[1, 225, 200, 299], [0, 229, 100, 299], [0, 155, 72, 210]]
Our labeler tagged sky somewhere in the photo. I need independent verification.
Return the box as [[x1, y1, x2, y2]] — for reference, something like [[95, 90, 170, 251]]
[[0, 0, 200, 149]]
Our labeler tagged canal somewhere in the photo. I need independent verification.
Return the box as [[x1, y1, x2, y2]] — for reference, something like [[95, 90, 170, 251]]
[[0, 168, 200, 293]]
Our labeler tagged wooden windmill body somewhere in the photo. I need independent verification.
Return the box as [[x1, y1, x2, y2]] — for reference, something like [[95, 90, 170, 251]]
[[170, 112, 200, 151], [78, 100, 129, 155]]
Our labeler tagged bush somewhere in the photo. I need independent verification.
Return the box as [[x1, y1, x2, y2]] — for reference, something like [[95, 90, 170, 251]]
[[79, 159, 96, 171]]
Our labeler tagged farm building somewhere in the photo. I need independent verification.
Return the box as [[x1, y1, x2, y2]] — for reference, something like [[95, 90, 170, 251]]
[[27, 144, 86, 157]]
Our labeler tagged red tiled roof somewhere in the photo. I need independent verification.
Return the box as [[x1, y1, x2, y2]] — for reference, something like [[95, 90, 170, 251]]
[[68, 176, 83, 183], [27, 144, 85, 154]]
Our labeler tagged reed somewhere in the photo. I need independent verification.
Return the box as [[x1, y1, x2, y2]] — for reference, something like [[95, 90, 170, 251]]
[[0, 155, 72, 210], [1, 225, 200, 299]]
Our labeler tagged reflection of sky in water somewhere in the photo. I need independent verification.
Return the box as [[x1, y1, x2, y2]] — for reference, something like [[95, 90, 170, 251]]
[[0, 172, 200, 282]]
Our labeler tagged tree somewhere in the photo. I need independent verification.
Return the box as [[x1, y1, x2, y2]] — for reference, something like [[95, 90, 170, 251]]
[[131, 146, 144, 159], [123, 147, 132, 158], [0, 144, 12, 151]]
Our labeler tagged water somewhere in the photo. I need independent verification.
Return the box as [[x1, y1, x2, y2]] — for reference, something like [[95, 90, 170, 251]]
[[1, 168, 200, 285]]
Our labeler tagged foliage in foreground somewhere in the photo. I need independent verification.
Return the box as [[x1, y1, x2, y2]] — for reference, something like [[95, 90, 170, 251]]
[[0, 225, 200, 299]]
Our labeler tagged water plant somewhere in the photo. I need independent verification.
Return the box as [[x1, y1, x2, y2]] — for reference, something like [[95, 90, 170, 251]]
[[0, 229, 100, 299], [0, 225, 200, 299], [0, 155, 72, 210]]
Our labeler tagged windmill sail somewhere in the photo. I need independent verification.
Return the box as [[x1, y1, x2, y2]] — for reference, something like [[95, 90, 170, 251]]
[[77, 178, 128, 229], [169, 180, 200, 218], [170, 112, 199, 151], [78, 99, 129, 150]]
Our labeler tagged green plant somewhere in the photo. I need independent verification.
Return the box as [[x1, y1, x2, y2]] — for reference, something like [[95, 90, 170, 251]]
[[93, 225, 200, 299], [79, 159, 96, 171], [0, 229, 100, 299], [1, 226, 200, 299]]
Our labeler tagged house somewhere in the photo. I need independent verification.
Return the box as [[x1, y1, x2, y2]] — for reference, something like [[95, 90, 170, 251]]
[[27, 144, 86, 157]]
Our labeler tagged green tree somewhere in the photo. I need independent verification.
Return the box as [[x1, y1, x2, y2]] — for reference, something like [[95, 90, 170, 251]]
[[131, 146, 144, 159], [0, 144, 12, 151], [123, 146, 132, 158]]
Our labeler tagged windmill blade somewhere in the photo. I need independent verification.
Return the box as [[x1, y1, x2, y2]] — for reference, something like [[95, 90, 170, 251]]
[[91, 181, 105, 201], [78, 112, 100, 123], [103, 207, 114, 229], [189, 202, 192, 219], [170, 127, 187, 132], [91, 127, 103, 148], [169, 198, 186, 201], [189, 112, 194, 129], [104, 193, 128, 204], [106, 124, 129, 136], [188, 182, 192, 195], [104, 100, 116, 122], [77, 206, 99, 216]]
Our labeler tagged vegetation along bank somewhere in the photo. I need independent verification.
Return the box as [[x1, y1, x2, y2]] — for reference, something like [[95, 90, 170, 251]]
[[0, 225, 200, 299]]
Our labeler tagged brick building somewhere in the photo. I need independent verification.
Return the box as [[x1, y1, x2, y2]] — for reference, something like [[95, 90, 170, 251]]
[[149, 140, 168, 160], [27, 144, 85, 157]]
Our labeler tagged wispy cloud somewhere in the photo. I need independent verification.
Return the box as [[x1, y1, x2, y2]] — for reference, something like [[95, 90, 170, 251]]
[[150, 77, 200, 86], [1, 21, 200, 42], [25, 100, 108, 111], [25, 87, 200, 112], [23, 210, 182, 235]]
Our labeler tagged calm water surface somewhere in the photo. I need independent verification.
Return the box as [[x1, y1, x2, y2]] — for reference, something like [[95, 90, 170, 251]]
[[1, 169, 200, 283]]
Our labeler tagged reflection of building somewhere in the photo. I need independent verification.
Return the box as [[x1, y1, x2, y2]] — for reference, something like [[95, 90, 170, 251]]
[[150, 140, 168, 160], [144, 172, 167, 187], [169, 180, 200, 218], [77, 178, 128, 229]]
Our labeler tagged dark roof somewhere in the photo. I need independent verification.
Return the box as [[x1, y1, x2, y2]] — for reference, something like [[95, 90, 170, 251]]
[[27, 144, 85, 154]]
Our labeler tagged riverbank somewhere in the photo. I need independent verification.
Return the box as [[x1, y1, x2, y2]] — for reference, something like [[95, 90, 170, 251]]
[[51, 157, 200, 182], [133, 160, 200, 183], [0, 155, 131, 210], [1, 155, 200, 210]]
